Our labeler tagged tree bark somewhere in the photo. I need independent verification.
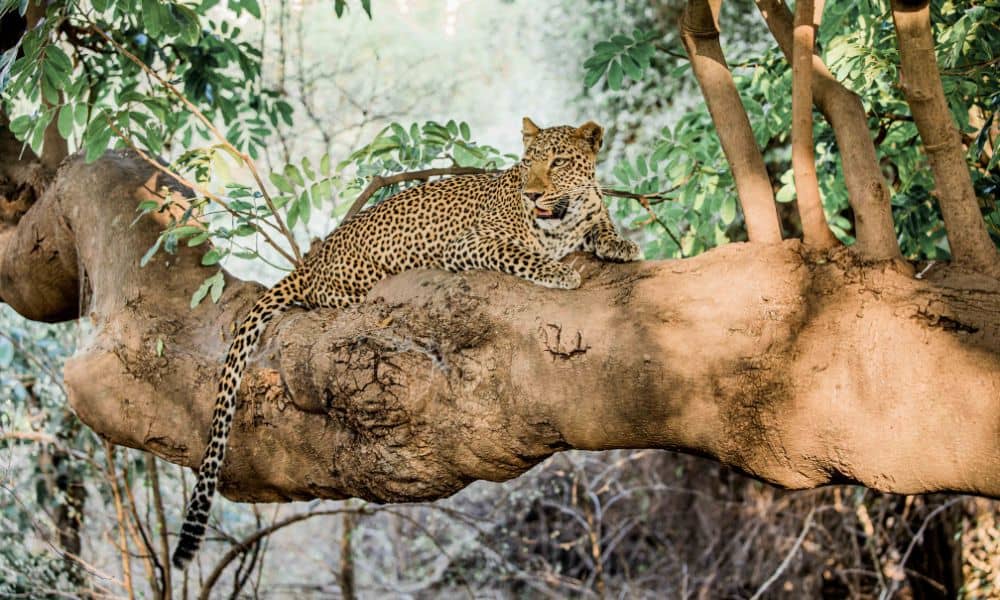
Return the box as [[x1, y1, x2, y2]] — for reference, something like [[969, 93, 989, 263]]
[[890, 0, 1000, 274], [1, 150, 998, 505], [790, 0, 839, 249], [679, 0, 784, 245], [756, 0, 901, 261]]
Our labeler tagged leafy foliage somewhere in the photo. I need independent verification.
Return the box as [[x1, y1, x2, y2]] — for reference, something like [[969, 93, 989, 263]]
[[338, 119, 516, 205], [584, 0, 1000, 260], [582, 29, 657, 91]]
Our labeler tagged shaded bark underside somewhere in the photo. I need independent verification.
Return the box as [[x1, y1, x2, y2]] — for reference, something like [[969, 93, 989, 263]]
[[2, 151, 999, 503]]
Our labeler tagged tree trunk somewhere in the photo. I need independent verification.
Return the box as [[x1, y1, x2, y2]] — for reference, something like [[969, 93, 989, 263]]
[[1, 150, 998, 504]]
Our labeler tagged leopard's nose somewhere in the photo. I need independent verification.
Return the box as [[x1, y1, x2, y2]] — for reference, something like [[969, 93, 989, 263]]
[[524, 192, 543, 203]]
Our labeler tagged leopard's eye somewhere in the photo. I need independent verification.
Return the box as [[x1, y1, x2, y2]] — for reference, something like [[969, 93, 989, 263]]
[[521, 159, 533, 167], [551, 157, 569, 168]]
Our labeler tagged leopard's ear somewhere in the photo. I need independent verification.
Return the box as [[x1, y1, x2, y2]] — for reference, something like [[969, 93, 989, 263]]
[[522, 117, 541, 151], [575, 121, 604, 153]]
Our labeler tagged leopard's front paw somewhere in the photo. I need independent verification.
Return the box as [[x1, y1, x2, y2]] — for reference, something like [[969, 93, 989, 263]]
[[551, 266, 582, 290], [597, 238, 641, 262], [532, 262, 582, 290]]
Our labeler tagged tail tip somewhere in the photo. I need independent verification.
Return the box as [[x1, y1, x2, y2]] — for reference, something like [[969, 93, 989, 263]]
[[171, 541, 196, 570]]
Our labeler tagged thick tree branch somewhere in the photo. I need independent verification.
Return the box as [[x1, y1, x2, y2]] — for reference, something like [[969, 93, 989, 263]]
[[889, 0, 1000, 274], [2, 151, 998, 505], [791, 0, 838, 248], [680, 0, 783, 244], [756, 0, 900, 260]]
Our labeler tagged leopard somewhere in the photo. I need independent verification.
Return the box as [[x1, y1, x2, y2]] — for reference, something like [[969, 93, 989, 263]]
[[171, 117, 640, 568]]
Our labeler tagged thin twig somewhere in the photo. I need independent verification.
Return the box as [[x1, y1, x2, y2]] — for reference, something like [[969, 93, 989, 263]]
[[749, 507, 815, 600], [87, 22, 302, 265], [147, 455, 172, 600], [344, 166, 492, 221], [198, 508, 369, 600], [880, 498, 962, 600], [106, 120, 298, 267], [120, 457, 162, 597], [103, 442, 135, 600]]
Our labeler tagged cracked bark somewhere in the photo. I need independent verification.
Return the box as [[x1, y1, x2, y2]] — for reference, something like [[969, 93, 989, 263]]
[[1, 150, 998, 503]]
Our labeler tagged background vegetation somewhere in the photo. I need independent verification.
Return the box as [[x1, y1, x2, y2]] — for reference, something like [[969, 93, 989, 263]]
[[1, 0, 998, 597]]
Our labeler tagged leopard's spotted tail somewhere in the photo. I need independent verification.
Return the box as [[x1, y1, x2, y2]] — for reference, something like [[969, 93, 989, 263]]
[[172, 274, 303, 570]]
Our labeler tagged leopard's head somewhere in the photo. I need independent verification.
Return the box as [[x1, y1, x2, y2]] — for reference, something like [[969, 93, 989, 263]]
[[519, 117, 603, 220]]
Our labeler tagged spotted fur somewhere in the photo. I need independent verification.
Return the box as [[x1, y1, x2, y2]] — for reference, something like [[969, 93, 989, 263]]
[[171, 118, 639, 569]]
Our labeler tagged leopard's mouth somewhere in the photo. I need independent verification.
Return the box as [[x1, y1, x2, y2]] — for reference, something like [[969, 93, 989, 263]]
[[534, 196, 571, 220]]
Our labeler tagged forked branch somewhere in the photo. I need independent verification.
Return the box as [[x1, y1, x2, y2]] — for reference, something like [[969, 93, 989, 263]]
[[756, 0, 900, 260], [680, 0, 783, 244]]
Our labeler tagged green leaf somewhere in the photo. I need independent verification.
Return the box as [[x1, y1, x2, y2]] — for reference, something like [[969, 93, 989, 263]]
[[187, 232, 210, 247], [286, 200, 300, 229], [171, 225, 203, 239], [776, 183, 796, 204], [210, 272, 225, 303], [44, 45, 72, 78], [8, 114, 31, 135], [593, 41, 619, 55], [242, 0, 261, 18], [142, 0, 163, 37], [140, 236, 163, 267], [584, 67, 604, 89], [155, 338, 164, 357], [607, 60, 624, 90], [201, 248, 223, 266], [621, 53, 644, 80], [41, 71, 60, 105], [270, 172, 295, 194], [320, 153, 331, 176], [301, 157, 315, 180], [57, 104, 74, 138], [583, 54, 611, 70], [611, 34, 633, 47], [284, 164, 305, 186], [460, 121, 471, 141], [297, 190, 311, 224], [719, 196, 737, 225], [74, 103, 88, 126], [191, 279, 211, 308], [83, 113, 112, 163]]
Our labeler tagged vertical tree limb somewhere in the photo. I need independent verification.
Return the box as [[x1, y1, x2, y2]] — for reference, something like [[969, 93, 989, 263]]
[[756, 0, 901, 261], [791, 0, 839, 248], [680, 0, 783, 244], [890, 0, 1000, 273]]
